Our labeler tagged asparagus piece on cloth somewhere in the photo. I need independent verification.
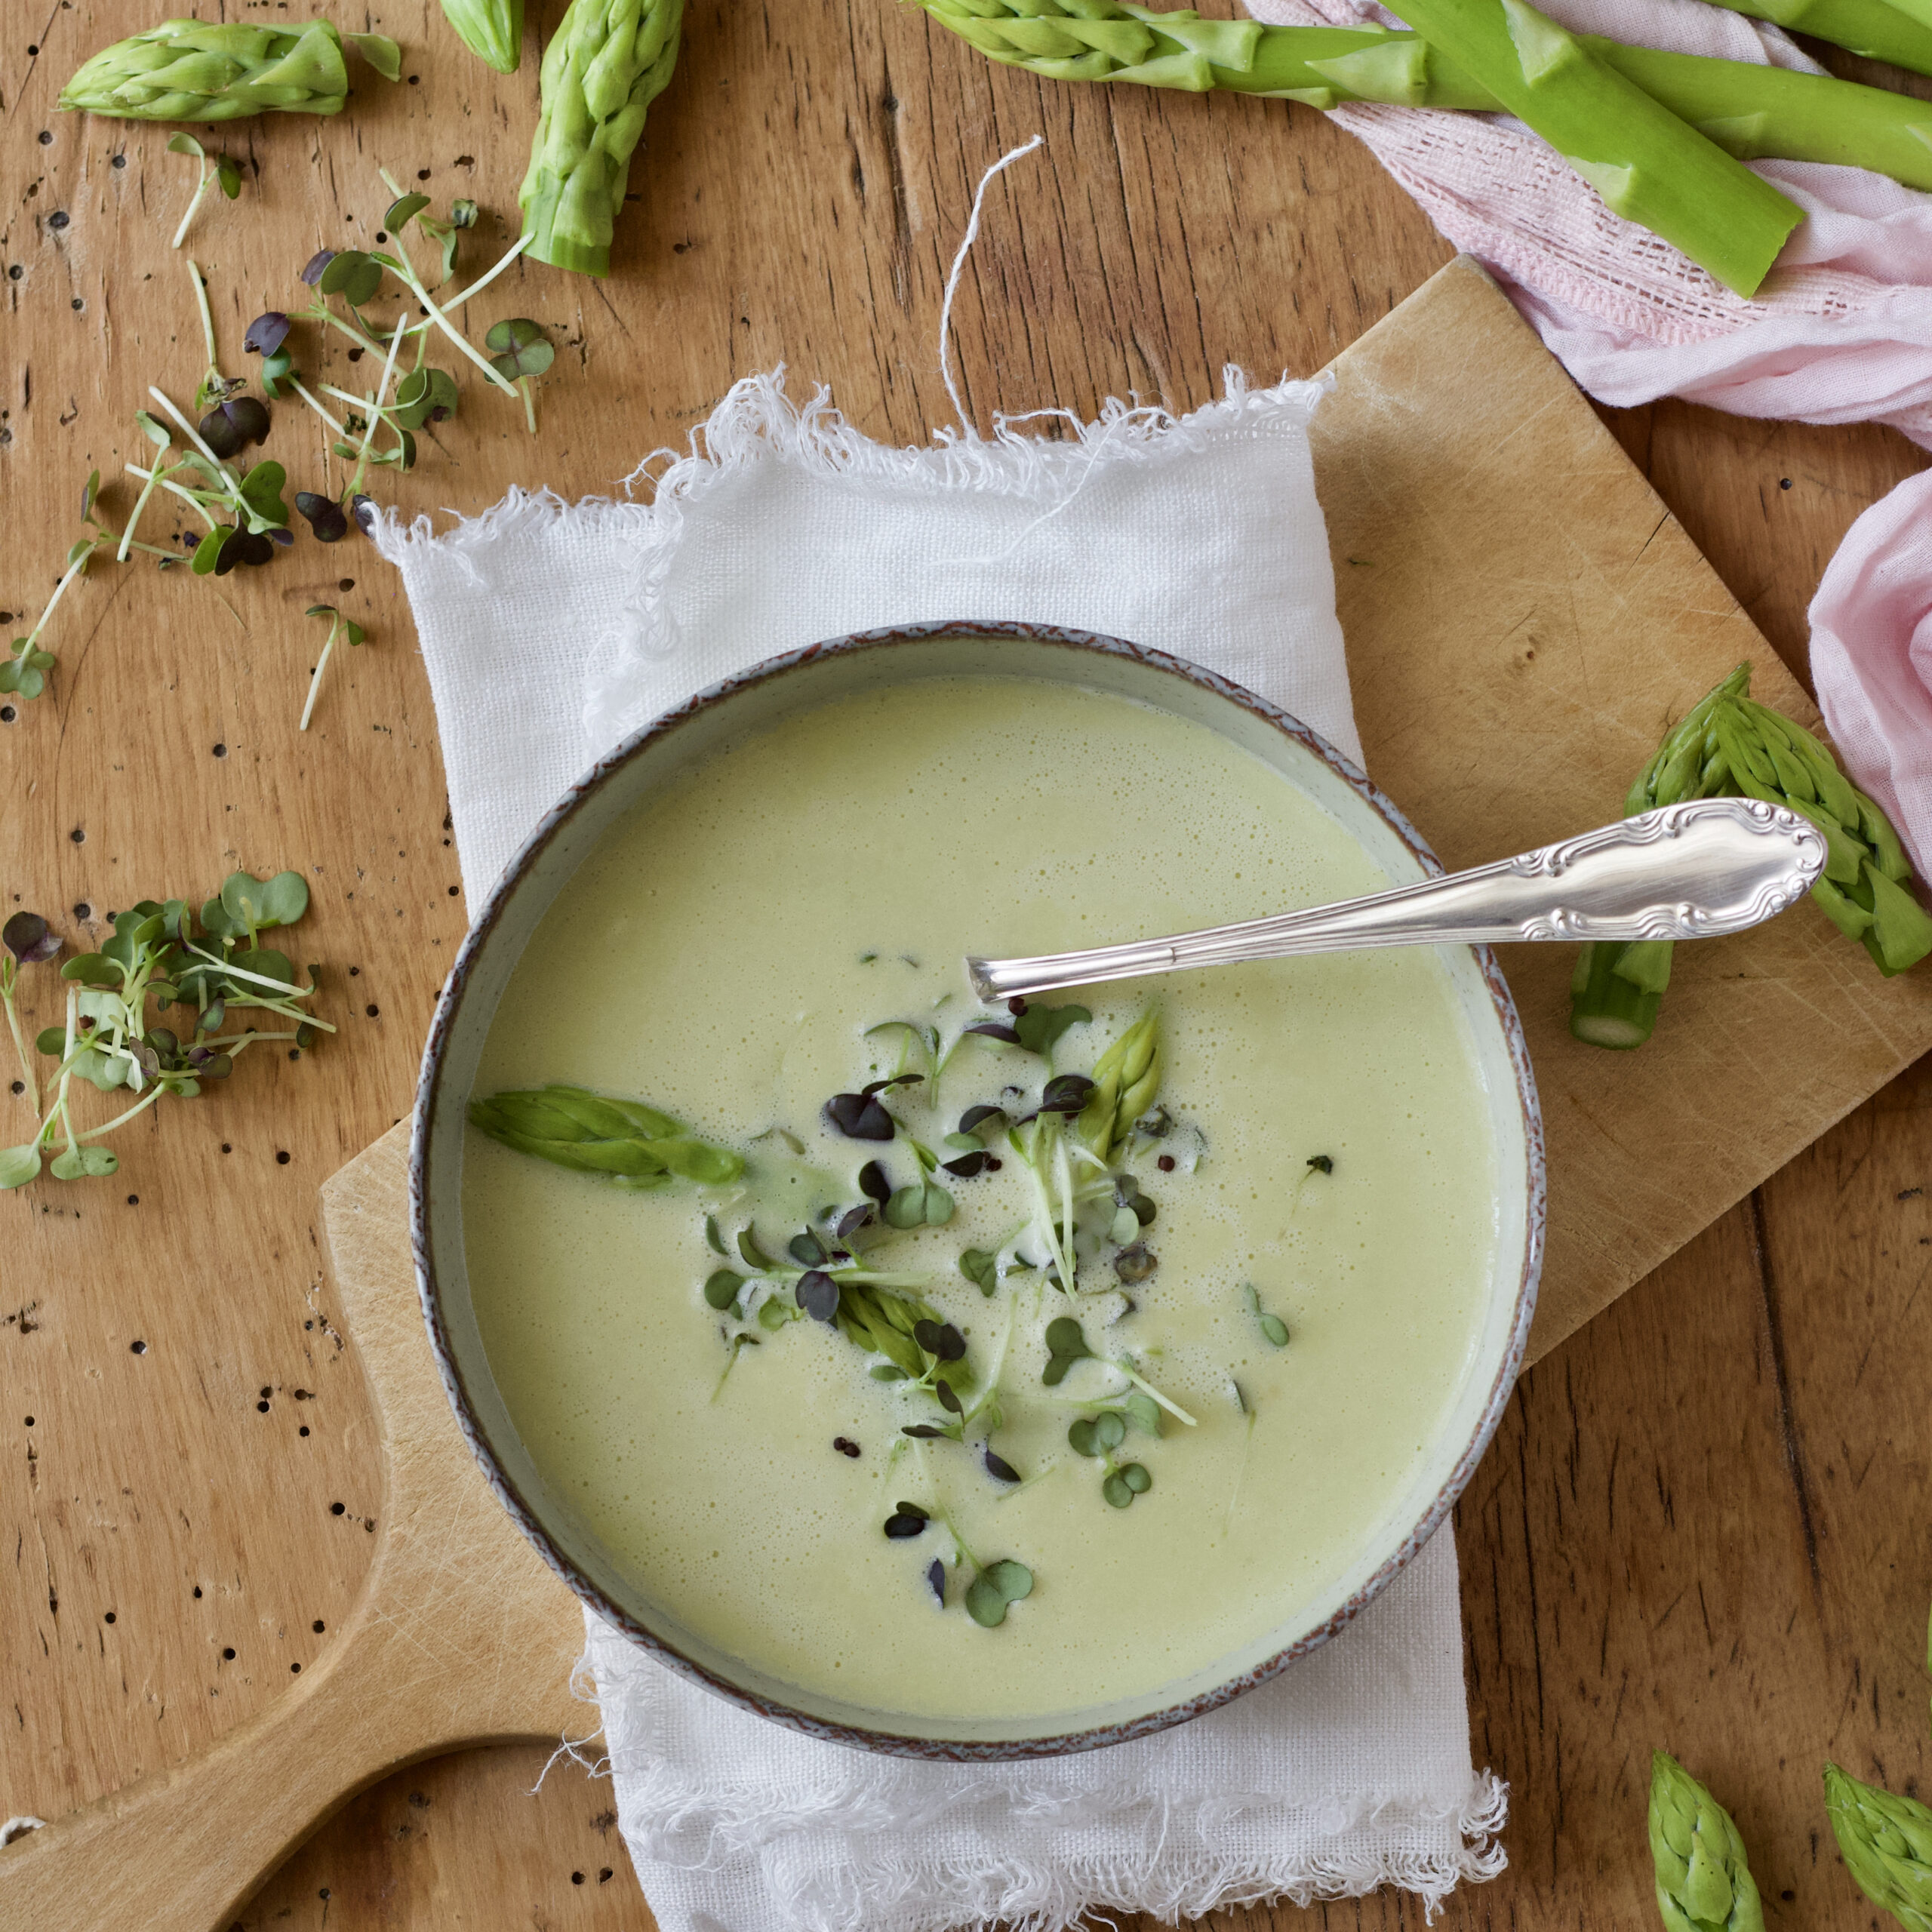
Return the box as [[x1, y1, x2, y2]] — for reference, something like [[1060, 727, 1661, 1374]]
[[1648, 1752, 1766, 1932], [916, 3, 1932, 195], [518, 0, 685, 275], [1378, 0, 1799, 296], [60, 19, 400, 121], [1698, 0, 1932, 78], [441, 0, 525, 73], [1571, 663, 1932, 1049], [1824, 1764, 1932, 1932]]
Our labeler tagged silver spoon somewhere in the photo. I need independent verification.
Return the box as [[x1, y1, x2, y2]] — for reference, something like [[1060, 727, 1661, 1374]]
[[967, 797, 1827, 1002]]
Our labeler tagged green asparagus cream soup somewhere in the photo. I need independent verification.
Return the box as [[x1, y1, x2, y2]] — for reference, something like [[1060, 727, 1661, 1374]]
[[461, 675, 1499, 1721]]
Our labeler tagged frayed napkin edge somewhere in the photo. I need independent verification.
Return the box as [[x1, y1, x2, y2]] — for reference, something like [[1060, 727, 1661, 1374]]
[[365, 361, 1335, 749], [554, 1642, 1507, 1929], [615, 1774, 1509, 1932]]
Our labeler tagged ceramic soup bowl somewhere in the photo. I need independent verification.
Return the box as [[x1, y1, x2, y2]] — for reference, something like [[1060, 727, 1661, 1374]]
[[411, 620, 1545, 1758]]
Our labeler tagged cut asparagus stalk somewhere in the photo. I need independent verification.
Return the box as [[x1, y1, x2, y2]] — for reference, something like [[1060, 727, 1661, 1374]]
[[1379, 0, 1801, 297], [918, 4, 1932, 194], [1585, 40, 1932, 189], [518, 0, 685, 276], [1568, 943, 1663, 1050], [1695, 0, 1932, 76]]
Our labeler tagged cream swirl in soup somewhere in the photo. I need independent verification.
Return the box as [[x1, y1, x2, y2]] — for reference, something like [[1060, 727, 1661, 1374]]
[[461, 675, 1497, 1721]]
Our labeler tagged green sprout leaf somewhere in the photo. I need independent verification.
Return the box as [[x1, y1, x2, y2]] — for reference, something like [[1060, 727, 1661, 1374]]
[[1241, 1282, 1291, 1349], [166, 132, 206, 162], [703, 1269, 745, 1311], [958, 1247, 998, 1295], [220, 870, 309, 932], [1042, 1314, 1092, 1386], [215, 156, 242, 200], [392, 366, 460, 431], [964, 1559, 1034, 1627], [884, 1180, 953, 1229], [0, 1145, 43, 1189], [384, 192, 432, 233], [190, 525, 233, 576], [237, 460, 291, 529], [1013, 1001, 1090, 1057], [485, 317, 553, 381], [50, 1144, 118, 1180], [318, 251, 385, 308]]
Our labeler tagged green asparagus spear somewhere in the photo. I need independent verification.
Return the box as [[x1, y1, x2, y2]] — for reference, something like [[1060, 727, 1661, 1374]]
[[59, 20, 401, 122], [1824, 1763, 1932, 1932], [469, 1084, 743, 1187], [926, 0, 1803, 291], [1377, 0, 1800, 297], [1077, 1010, 1160, 1165], [1649, 1751, 1767, 1932], [917, 3, 1932, 196], [1588, 42, 1932, 185], [1572, 664, 1932, 1049], [1698, 0, 1932, 78], [518, 0, 685, 277], [441, 0, 524, 73]]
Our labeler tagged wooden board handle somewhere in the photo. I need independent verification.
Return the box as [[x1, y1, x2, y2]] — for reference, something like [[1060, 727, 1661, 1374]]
[[0, 1585, 547, 1932]]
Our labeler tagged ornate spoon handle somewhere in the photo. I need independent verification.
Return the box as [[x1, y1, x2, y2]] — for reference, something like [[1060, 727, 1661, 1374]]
[[967, 798, 1828, 1002]]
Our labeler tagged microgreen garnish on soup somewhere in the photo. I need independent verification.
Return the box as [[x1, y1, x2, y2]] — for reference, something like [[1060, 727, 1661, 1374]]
[[469, 995, 1232, 1633]]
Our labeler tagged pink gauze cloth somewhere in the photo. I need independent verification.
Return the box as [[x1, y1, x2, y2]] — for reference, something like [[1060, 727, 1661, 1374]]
[[1245, 0, 1932, 869]]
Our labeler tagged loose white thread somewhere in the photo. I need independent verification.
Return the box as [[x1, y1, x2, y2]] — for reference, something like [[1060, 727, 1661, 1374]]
[[938, 134, 1044, 438]]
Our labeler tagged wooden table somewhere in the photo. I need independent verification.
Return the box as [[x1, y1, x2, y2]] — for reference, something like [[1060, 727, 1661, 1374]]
[[3, 5, 1927, 1927]]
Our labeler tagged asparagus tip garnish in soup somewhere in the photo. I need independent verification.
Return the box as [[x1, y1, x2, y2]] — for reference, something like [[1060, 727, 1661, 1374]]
[[467, 1084, 743, 1187]]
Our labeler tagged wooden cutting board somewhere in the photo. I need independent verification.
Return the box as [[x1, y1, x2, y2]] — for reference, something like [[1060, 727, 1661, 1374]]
[[8, 255, 1931, 1931]]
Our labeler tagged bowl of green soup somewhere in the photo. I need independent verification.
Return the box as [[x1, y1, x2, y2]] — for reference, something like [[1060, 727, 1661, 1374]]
[[412, 621, 1543, 1757]]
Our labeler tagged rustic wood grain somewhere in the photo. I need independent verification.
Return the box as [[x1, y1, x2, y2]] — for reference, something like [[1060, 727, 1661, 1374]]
[[0, 1124, 586, 1931], [3, 0, 1930, 1927]]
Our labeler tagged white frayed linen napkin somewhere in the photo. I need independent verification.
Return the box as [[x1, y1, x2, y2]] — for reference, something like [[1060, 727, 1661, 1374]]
[[374, 341, 1504, 1929]]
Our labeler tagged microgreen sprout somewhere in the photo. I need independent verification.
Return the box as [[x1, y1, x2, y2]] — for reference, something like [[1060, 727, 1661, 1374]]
[[125, 386, 292, 579], [959, 1542, 1035, 1629], [300, 605, 368, 731], [484, 318, 553, 435], [1041, 1315, 1196, 1426], [0, 872, 333, 1190], [242, 311, 301, 401], [184, 257, 245, 411], [377, 168, 480, 286], [1241, 1283, 1291, 1349], [958, 1247, 999, 1295], [2, 914, 63, 1115], [694, 1215, 977, 1432], [167, 134, 241, 251]]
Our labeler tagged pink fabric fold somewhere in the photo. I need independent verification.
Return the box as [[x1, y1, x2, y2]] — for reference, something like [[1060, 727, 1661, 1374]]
[[1247, 0, 1932, 857], [1811, 470, 1932, 875]]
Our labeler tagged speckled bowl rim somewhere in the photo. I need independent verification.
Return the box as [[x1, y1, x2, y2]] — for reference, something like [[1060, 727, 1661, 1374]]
[[411, 619, 1546, 1761]]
